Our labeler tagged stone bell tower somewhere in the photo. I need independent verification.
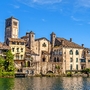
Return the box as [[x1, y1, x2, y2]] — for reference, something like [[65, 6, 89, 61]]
[[50, 32, 56, 48], [5, 16, 19, 42], [29, 31, 35, 50]]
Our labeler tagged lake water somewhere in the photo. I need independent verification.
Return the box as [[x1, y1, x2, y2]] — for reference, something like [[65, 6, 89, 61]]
[[0, 77, 90, 90]]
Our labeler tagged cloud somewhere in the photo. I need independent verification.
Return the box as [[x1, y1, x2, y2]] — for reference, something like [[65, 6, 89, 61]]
[[76, 0, 90, 8], [42, 19, 46, 22], [33, 0, 62, 4], [71, 16, 80, 21], [17, 0, 62, 6], [10, 4, 20, 9], [88, 22, 90, 24]]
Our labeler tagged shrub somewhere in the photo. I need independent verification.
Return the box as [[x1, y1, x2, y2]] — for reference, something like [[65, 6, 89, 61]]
[[67, 72, 72, 77]]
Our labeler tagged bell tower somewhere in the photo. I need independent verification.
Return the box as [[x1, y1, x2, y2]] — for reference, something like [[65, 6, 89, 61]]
[[5, 16, 19, 42], [50, 32, 56, 48], [29, 31, 35, 50]]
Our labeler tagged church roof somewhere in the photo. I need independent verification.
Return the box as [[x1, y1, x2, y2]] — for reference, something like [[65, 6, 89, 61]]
[[35, 37, 50, 42]]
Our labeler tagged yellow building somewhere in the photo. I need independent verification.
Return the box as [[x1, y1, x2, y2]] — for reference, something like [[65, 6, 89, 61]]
[[6, 38, 26, 70]]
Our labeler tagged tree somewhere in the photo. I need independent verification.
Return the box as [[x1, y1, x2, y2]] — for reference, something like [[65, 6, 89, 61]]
[[0, 56, 4, 76], [81, 68, 90, 77], [4, 50, 14, 72]]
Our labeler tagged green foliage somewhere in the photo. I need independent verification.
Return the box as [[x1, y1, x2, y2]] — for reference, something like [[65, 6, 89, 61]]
[[55, 65, 60, 69], [2, 72, 14, 77], [4, 50, 14, 72], [0, 50, 15, 77], [81, 68, 90, 74], [67, 72, 72, 77]]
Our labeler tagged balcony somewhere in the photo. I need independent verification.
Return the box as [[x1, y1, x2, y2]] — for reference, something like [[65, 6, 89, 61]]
[[14, 58, 24, 60], [80, 58, 86, 64]]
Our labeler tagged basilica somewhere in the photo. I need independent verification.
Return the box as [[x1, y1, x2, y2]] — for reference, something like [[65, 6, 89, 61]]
[[2, 16, 90, 75]]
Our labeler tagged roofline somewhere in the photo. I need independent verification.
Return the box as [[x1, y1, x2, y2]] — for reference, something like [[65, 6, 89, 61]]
[[6, 16, 19, 21], [35, 37, 50, 42]]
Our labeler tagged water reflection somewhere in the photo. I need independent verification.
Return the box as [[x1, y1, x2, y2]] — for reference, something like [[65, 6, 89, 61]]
[[0, 77, 90, 90]]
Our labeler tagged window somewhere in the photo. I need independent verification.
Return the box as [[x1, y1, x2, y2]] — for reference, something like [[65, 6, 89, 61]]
[[13, 21, 17, 26], [57, 57, 59, 62], [70, 64, 72, 70], [21, 48, 23, 52], [88, 60, 90, 62], [70, 58, 73, 62], [42, 43, 46, 47], [12, 42, 16, 45], [76, 64, 78, 70], [76, 50, 79, 55], [54, 57, 56, 62], [12, 48, 14, 52], [76, 58, 78, 62], [69, 50, 73, 55], [54, 50, 57, 55], [17, 48, 19, 52], [59, 51, 62, 55], [21, 42, 24, 45], [81, 59, 86, 62], [21, 55, 23, 60], [16, 55, 19, 59], [17, 42, 19, 45]]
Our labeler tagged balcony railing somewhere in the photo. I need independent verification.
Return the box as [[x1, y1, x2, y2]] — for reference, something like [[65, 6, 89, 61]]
[[80, 58, 86, 64], [14, 58, 24, 60]]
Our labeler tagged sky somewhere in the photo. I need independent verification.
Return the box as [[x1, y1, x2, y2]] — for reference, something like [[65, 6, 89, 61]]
[[0, 0, 90, 48]]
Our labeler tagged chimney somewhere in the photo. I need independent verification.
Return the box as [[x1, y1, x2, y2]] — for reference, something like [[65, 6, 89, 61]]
[[61, 40, 64, 45], [82, 44, 84, 47], [70, 38, 72, 42]]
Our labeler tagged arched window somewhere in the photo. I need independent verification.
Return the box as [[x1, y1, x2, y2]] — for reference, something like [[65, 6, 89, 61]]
[[54, 57, 56, 62], [42, 57, 46, 62], [54, 50, 56, 55], [76, 50, 79, 55], [59, 50, 62, 55], [57, 57, 59, 62], [69, 50, 73, 55], [70, 64, 72, 70], [27, 61, 30, 67]]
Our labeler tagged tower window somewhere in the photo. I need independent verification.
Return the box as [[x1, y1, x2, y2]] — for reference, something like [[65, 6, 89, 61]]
[[13, 21, 17, 26]]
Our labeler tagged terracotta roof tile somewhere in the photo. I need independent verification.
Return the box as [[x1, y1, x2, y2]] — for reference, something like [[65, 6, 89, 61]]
[[8, 38, 26, 42], [55, 37, 83, 49], [25, 47, 38, 55], [0, 42, 10, 50]]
